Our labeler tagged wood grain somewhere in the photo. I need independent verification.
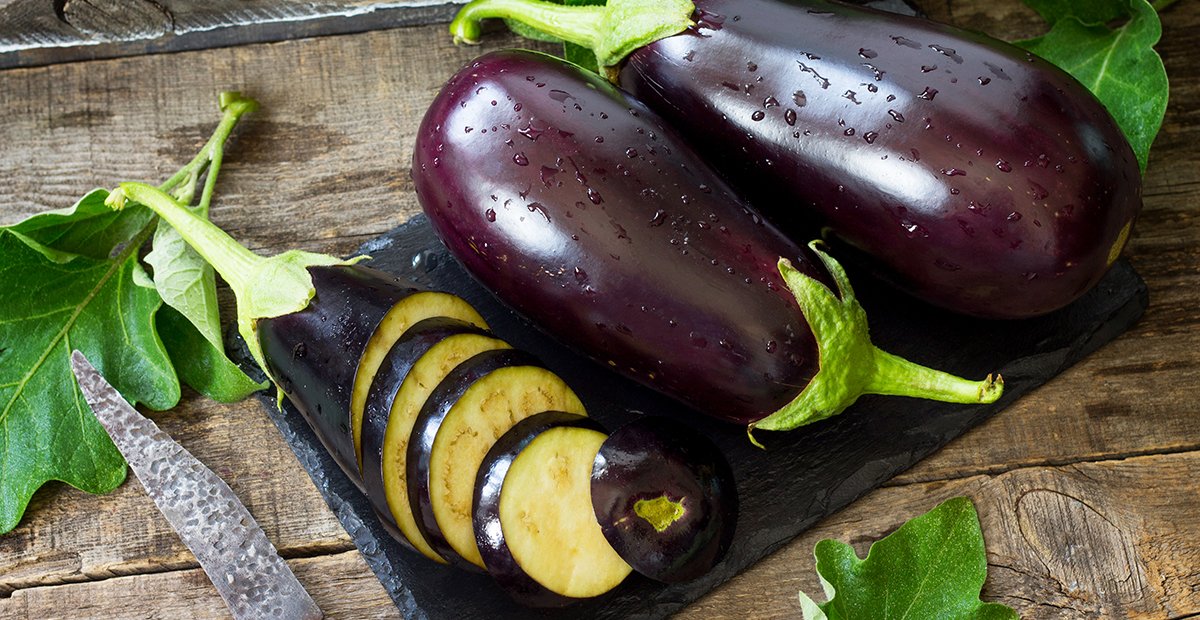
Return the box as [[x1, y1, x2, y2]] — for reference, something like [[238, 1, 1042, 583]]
[[4, 452, 1198, 618], [0, 0, 1196, 618]]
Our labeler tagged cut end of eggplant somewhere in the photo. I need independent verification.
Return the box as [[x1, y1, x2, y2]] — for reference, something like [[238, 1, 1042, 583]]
[[591, 417, 737, 583]]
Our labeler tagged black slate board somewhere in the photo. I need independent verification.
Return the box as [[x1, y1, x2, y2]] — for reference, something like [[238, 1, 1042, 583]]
[[245, 212, 1147, 620]]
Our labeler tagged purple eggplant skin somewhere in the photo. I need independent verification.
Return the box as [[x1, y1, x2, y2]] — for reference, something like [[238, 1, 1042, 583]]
[[591, 416, 736, 583], [473, 411, 607, 607], [258, 265, 417, 487], [618, 0, 1141, 318], [413, 49, 831, 426], [360, 316, 492, 532]]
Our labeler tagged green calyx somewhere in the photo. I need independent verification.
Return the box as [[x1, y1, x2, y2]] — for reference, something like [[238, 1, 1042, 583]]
[[105, 182, 350, 382], [450, 0, 695, 72], [748, 242, 1003, 447]]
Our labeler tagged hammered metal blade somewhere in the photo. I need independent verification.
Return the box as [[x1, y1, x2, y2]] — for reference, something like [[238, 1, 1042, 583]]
[[71, 351, 323, 620]]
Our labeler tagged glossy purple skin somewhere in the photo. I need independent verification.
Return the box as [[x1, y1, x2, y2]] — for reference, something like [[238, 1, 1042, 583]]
[[620, 0, 1142, 318], [259, 265, 416, 488], [414, 49, 829, 425], [591, 417, 737, 583], [473, 411, 607, 607]]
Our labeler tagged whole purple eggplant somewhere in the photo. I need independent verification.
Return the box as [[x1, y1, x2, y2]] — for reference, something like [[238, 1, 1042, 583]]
[[450, 0, 1142, 319], [413, 49, 1000, 434]]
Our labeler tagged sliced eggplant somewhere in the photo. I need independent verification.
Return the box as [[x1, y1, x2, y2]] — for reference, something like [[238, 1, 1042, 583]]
[[499, 425, 632, 599], [258, 265, 417, 484], [474, 411, 607, 607], [360, 317, 492, 535], [349, 290, 487, 475], [591, 417, 737, 583], [408, 349, 586, 570], [378, 331, 511, 563]]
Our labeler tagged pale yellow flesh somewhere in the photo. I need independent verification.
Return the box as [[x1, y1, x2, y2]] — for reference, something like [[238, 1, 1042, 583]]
[[382, 333, 509, 563], [351, 292, 487, 473], [500, 427, 632, 598], [431, 367, 587, 568]]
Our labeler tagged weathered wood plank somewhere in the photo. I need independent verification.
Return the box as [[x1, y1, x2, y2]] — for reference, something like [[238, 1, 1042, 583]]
[[0, 398, 353, 596], [4, 451, 1198, 619]]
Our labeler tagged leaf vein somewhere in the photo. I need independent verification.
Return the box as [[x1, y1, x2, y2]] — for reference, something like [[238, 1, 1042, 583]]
[[0, 241, 142, 428]]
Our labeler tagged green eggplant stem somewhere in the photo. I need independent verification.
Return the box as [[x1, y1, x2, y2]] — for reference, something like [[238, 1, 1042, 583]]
[[451, 0, 695, 71], [747, 242, 1003, 448]]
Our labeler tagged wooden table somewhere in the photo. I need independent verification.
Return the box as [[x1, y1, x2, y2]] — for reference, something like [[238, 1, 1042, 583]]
[[0, 1, 1196, 617]]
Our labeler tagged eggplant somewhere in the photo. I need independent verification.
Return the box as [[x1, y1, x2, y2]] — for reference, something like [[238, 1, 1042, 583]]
[[360, 316, 497, 559], [484, 417, 633, 599], [413, 49, 1000, 435], [474, 411, 610, 607], [255, 264, 415, 485], [372, 327, 511, 562], [450, 0, 1143, 319], [257, 272, 487, 486], [591, 417, 736, 583], [347, 290, 487, 474], [408, 348, 587, 569]]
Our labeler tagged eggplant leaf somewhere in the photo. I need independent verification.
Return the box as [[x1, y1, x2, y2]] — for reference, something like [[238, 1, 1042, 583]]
[[1016, 0, 1168, 172], [0, 222, 180, 533], [158, 306, 265, 403], [798, 497, 1017, 620], [6, 189, 155, 261], [147, 218, 224, 348]]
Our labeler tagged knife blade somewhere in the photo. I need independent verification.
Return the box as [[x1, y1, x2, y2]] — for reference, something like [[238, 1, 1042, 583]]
[[71, 350, 323, 620]]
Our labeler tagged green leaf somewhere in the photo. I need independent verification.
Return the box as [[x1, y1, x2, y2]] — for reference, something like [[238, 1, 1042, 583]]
[[158, 306, 266, 403], [146, 216, 224, 348], [6, 189, 154, 261], [798, 497, 1017, 620], [0, 228, 180, 534], [1016, 0, 1168, 172]]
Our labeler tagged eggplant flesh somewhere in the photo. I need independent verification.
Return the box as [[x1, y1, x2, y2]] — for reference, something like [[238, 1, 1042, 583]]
[[474, 411, 607, 607], [350, 291, 488, 473], [408, 348, 587, 569], [414, 49, 830, 425], [259, 265, 417, 485], [499, 425, 632, 598], [360, 317, 492, 538], [621, 0, 1142, 318], [380, 332, 511, 562]]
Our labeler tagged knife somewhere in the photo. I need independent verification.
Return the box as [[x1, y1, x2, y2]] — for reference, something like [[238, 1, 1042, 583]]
[[70, 350, 323, 620]]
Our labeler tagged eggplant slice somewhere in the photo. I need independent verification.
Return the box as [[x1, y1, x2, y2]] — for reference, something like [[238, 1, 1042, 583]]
[[360, 317, 492, 538], [591, 417, 737, 583], [474, 411, 607, 607], [500, 425, 632, 598], [350, 291, 488, 474], [409, 349, 586, 570], [259, 265, 416, 485], [379, 331, 511, 563]]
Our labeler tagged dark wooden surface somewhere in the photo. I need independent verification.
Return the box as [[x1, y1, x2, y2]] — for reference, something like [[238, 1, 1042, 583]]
[[0, 1, 1197, 618]]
